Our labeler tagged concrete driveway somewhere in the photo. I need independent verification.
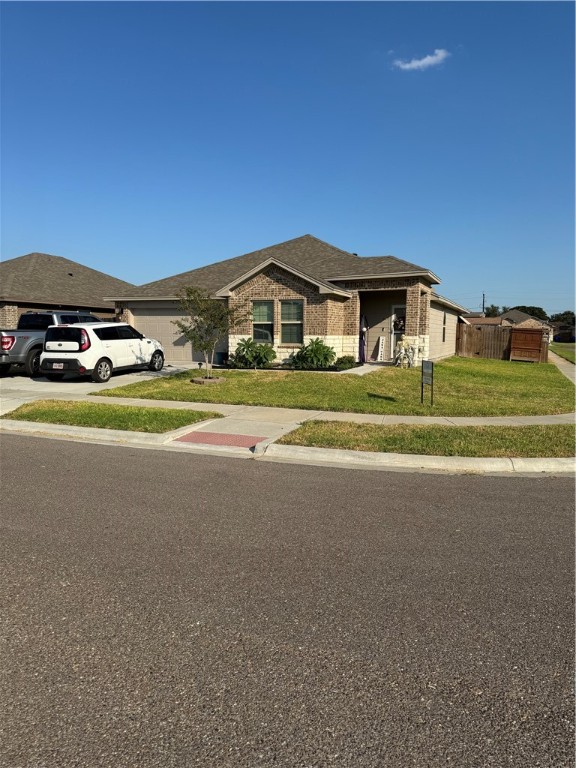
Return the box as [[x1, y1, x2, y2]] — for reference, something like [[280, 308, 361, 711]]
[[0, 364, 187, 416]]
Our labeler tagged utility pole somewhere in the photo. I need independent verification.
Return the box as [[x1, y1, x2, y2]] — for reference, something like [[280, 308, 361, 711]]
[[482, 293, 486, 314]]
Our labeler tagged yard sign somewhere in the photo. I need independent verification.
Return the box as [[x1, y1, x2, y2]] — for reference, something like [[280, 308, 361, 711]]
[[421, 360, 434, 406]]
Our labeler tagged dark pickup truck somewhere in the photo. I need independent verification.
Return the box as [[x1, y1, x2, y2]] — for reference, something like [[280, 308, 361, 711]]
[[0, 311, 103, 376]]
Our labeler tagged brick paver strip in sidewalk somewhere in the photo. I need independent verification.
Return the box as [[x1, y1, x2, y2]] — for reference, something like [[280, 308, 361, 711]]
[[175, 431, 267, 448]]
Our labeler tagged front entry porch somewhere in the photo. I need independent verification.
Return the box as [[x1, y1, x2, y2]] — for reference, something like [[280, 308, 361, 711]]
[[358, 288, 430, 366]]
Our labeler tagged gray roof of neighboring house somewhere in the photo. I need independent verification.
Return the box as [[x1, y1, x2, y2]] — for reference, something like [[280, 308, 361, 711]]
[[107, 235, 439, 299], [500, 309, 553, 328], [0, 252, 135, 309]]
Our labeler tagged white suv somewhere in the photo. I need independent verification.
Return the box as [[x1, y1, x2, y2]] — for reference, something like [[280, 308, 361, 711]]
[[40, 322, 165, 383]]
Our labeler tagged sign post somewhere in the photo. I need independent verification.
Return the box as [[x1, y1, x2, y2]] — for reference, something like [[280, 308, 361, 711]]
[[421, 360, 434, 406]]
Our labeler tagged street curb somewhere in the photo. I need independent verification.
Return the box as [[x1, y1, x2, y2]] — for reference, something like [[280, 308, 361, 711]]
[[1, 419, 574, 475], [260, 443, 576, 474]]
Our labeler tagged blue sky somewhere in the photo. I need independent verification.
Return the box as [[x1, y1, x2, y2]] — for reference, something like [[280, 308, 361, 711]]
[[1, 1, 574, 314]]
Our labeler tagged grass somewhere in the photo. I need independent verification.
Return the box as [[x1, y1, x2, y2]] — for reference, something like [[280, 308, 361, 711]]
[[94, 357, 575, 417], [277, 422, 576, 458], [550, 342, 575, 365], [2, 400, 221, 433]]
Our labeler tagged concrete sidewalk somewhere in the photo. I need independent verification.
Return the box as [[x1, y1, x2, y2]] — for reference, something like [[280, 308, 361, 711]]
[[548, 350, 576, 384], [1, 357, 574, 475]]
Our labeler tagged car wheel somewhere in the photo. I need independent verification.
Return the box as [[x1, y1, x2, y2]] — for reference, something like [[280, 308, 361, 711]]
[[148, 350, 164, 371], [45, 373, 65, 381], [24, 348, 42, 377], [0, 364, 11, 377], [91, 358, 113, 383]]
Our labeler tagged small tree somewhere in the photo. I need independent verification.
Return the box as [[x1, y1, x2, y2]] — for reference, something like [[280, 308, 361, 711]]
[[550, 310, 575, 325], [172, 286, 248, 378]]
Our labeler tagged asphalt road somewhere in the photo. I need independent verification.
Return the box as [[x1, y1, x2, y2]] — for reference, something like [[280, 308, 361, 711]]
[[1, 435, 574, 768]]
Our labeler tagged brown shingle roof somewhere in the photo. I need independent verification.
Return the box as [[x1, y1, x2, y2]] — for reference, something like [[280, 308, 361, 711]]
[[0, 252, 135, 309], [109, 235, 437, 298], [465, 316, 505, 326]]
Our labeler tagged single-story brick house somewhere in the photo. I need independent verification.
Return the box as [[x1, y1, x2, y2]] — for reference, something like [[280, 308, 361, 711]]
[[0, 252, 135, 327], [107, 235, 468, 366]]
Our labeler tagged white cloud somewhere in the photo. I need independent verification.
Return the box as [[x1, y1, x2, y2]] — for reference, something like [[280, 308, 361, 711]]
[[393, 48, 451, 72]]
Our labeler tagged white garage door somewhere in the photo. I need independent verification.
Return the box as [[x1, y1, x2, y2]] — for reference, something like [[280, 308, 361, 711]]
[[130, 306, 194, 364]]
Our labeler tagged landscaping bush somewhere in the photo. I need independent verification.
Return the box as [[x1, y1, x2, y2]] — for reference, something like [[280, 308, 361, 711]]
[[229, 337, 276, 369], [290, 338, 336, 369], [334, 355, 357, 371]]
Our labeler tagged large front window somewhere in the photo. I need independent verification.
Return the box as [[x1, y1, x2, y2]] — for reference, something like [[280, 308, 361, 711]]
[[252, 301, 274, 343], [281, 300, 303, 344]]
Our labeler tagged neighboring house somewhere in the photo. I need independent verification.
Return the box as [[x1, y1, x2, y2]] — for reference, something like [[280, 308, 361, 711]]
[[462, 310, 554, 335], [0, 252, 135, 327], [461, 315, 503, 328], [107, 235, 468, 366], [500, 309, 554, 333]]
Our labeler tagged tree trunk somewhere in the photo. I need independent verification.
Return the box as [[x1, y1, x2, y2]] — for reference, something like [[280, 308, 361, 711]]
[[204, 351, 212, 379]]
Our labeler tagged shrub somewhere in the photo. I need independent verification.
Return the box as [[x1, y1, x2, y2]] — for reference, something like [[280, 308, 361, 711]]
[[334, 355, 357, 371], [291, 338, 336, 369], [229, 338, 276, 369]]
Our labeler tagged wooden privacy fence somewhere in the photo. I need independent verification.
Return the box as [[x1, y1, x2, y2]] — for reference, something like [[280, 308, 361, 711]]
[[509, 328, 548, 363], [457, 325, 511, 360], [457, 325, 548, 362]]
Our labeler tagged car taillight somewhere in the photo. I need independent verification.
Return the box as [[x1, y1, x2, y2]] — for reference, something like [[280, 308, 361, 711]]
[[79, 330, 91, 351], [1, 336, 15, 351]]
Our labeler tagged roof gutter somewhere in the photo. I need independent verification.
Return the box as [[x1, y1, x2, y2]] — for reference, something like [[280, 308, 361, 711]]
[[430, 294, 470, 313]]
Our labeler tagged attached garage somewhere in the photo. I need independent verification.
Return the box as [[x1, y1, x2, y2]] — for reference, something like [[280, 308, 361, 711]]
[[121, 302, 193, 364]]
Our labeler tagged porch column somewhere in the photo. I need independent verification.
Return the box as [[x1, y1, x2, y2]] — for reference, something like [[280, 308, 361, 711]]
[[418, 289, 431, 361], [403, 283, 430, 366], [419, 290, 430, 333], [405, 284, 421, 336]]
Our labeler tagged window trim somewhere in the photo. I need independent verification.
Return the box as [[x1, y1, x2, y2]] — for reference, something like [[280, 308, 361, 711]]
[[252, 300, 274, 344], [280, 300, 304, 345]]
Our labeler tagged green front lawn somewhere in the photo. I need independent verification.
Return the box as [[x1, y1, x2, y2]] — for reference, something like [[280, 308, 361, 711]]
[[550, 342, 576, 364], [2, 400, 221, 433], [95, 357, 575, 417], [278, 422, 576, 458]]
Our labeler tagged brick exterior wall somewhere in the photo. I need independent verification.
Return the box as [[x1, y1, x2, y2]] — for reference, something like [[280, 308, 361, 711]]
[[0, 303, 19, 329], [1, 302, 117, 327], [334, 277, 429, 337], [228, 266, 361, 360], [334, 278, 433, 365], [118, 308, 134, 324], [404, 283, 421, 336], [419, 289, 430, 334], [225, 270, 435, 364]]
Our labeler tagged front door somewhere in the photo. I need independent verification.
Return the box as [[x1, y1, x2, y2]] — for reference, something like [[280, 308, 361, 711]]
[[390, 305, 406, 359]]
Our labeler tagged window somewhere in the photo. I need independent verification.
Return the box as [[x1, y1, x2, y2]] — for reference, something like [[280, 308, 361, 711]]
[[117, 325, 142, 340], [45, 326, 83, 343], [94, 326, 120, 341], [281, 300, 303, 344], [252, 301, 274, 343], [442, 311, 447, 343], [18, 314, 53, 330]]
